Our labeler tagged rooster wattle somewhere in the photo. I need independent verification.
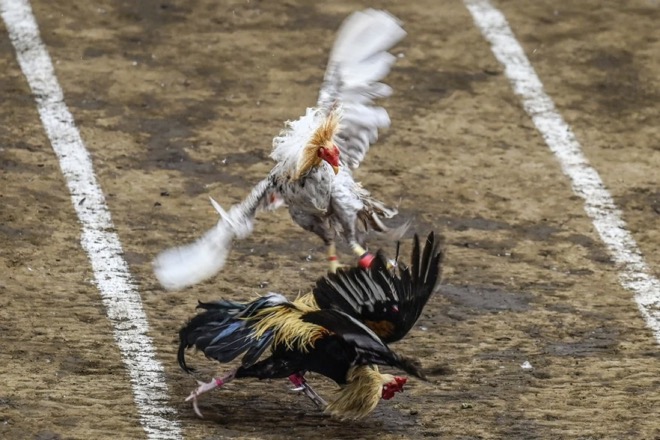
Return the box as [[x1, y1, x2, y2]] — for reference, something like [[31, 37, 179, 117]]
[[154, 9, 408, 291]]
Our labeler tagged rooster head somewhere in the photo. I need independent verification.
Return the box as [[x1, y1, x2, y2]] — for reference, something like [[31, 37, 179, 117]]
[[318, 144, 340, 173], [381, 375, 407, 400], [295, 111, 341, 178]]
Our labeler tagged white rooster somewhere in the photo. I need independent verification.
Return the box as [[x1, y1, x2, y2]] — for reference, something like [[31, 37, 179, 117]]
[[154, 9, 407, 290]]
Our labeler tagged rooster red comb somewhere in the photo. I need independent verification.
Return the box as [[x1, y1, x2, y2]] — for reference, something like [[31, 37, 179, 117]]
[[382, 376, 407, 400]]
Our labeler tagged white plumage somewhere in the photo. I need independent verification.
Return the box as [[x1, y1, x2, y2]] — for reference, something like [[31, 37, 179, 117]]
[[154, 9, 407, 290]]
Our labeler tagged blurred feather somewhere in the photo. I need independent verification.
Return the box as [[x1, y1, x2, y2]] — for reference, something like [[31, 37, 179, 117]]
[[154, 9, 407, 290]]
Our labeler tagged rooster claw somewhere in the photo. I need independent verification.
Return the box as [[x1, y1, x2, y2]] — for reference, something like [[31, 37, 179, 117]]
[[185, 379, 217, 418], [288, 373, 327, 409], [303, 385, 328, 409], [185, 372, 235, 418], [191, 397, 204, 418], [185, 379, 219, 402]]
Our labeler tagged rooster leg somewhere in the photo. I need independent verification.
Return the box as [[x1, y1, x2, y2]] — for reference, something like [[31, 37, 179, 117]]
[[185, 370, 236, 418], [289, 373, 328, 409], [351, 243, 375, 269], [327, 241, 341, 273]]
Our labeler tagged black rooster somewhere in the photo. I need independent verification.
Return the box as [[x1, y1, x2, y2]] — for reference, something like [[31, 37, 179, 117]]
[[178, 231, 443, 419]]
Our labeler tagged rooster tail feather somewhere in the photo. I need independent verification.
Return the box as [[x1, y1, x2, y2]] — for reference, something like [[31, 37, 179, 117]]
[[353, 182, 403, 235], [241, 331, 274, 367], [153, 179, 271, 290], [178, 333, 195, 373], [178, 293, 287, 372], [356, 194, 409, 240]]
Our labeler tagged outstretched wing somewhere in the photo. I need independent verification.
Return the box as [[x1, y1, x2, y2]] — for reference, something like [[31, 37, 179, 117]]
[[153, 178, 272, 290], [312, 232, 443, 343], [270, 10, 406, 170], [302, 309, 424, 379], [317, 9, 406, 169]]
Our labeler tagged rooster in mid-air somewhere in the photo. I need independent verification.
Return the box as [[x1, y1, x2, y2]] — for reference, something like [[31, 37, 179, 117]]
[[178, 232, 443, 420], [154, 9, 408, 291]]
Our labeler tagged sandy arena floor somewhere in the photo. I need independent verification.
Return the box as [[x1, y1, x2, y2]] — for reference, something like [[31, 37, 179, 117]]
[[1, 0, 659, 438]]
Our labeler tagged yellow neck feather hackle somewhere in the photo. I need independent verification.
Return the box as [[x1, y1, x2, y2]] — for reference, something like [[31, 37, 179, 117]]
[[293, 292, 319, 312], [294, 111, 340, 179], [325, 366, 394, 420], [250, 301, 325, 352]]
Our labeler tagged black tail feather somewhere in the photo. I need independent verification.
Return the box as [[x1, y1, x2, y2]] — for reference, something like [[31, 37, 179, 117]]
[[178, 295, 283, 373], [178, 331, 195, 373]]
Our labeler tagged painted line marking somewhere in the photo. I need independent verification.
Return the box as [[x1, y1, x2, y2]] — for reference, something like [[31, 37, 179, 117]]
[[0, 0, 184, 437], [463, 0, 660, 343]]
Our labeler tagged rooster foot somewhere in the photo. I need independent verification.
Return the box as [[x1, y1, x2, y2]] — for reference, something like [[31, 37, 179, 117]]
[[186, 371, 235, 418], [328, 256, 341, 274], [288, 373, 327, 409], [327, 242, 341, 274]]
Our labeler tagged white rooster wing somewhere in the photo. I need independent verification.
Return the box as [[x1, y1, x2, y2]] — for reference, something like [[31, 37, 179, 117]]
[[317, 9, 407, 169], [153, 179, 271, 291]]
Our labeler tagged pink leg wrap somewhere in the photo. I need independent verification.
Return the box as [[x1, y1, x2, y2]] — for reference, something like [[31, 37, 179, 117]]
[[358, 252, 375, 269]]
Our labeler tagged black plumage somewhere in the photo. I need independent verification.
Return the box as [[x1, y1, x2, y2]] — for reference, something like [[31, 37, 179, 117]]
[[177, 231, 443, 419], [313, 231, 444, 343]]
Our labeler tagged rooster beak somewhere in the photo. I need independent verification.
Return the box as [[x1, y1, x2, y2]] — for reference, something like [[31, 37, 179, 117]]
[[332, 165, 340, 175]]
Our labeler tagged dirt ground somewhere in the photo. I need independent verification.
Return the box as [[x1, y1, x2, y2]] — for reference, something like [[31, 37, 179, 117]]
[[1, 0, 660, 439]]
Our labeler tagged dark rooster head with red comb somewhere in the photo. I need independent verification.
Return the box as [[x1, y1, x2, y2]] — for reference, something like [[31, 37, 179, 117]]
[[382, 376, 407, 400]]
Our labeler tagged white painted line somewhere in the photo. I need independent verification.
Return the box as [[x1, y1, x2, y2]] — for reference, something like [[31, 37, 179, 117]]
[[464, 0, 660, 343], [1, 0, 184, 437]]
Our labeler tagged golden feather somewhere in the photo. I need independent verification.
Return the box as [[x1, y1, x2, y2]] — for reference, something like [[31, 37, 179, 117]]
[[248, 292, 397, 420], [325, 366, 394, 420], [293, 292, 319, 312], [250, 303, 326, 353], [294, 111, 340, 180]]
